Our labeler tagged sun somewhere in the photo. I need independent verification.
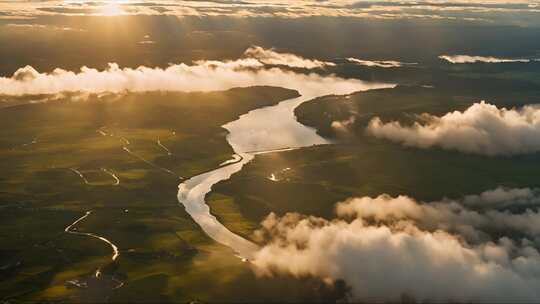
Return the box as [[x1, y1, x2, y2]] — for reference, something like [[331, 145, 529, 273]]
[[99, 3, 125, 16]]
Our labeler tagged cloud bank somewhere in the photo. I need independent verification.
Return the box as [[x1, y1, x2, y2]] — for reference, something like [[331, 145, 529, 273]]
[[245, 46, 335, 69], [3, 23, 86, 32], [347, 57, 417, 68], [367, 101, 540, 156], [253, 187, 540, 302], [463, 187, 540, 209], [439, 55, 535, 63], [0, 47, 391, 97], [3, 0, 540, 23]]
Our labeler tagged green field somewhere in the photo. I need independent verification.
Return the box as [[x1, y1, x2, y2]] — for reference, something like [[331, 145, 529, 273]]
[[1, 86, 352, 303], [212, 78, 540, 227], [2, 54, 540, 303]]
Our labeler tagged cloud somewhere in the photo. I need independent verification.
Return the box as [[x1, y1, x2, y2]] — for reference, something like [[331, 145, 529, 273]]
[[331, 115, 356, 134], [336, 191, 540, 241], [439, 55, 534, 63], [244, 46, 335, 69], [2, 0, 538, 23], [252, 188, 540, 302], [11, 65, 40, 82], [463, 187, 540, 209], [3, 23, 87, 32], [137, 40, 156, 45], [367, 101, 540, 156], [0, 47, 392, 97], [347, 57, 417, 68]]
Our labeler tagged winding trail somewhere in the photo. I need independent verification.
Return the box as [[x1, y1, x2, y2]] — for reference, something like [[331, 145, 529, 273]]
[[11, 137, 38, 150], [113, 132, 179, 178], [101, 168, 120, 186], [97, 129, 108, 136], [69, 168, 90, 185], [64, 211, 124, 290], [64, 211, 120, 261], [157, 137, 173, 156], [120, 137, 130, 146], [177, 80, 394, 259], [97, 126, 179, 178], [123, 146, 180, 178], [24, 137, 38, 147], [65, 167, 120, 186]]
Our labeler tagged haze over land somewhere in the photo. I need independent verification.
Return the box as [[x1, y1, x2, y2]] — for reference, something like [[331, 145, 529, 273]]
[[2, 1, 540, 303]]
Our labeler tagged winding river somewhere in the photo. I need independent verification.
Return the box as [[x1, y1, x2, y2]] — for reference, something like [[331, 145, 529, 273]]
[[177, 82, 394, 260]]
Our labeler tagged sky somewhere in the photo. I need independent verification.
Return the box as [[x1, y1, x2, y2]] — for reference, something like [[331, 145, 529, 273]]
[[2, 1, 540, 76], [0, 0, 540, 23]]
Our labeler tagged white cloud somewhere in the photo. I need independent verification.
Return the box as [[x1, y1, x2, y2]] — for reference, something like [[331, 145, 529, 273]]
[[336, 192, 540, 241], [0, 47, 392, 97], [367, 101, 540, 156], [439, 55, 533, 63], [253, 188, 540, 302], [347, 57, 417, 68], [463, 187, 540, 208], [244, 46, 335, 69], [331, 115, 356, 133]]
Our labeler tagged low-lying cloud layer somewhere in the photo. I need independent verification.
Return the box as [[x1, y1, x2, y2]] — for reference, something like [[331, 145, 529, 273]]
[[253, 187, 540, 302], [439, 55, 536, 63], [3, 23, 86, 32], [331, 115, 356, 133], [347, 57, 417, 68], [0, 46, 391, 97], [367, 101, 540, 156], [245, 46, 335, 69]]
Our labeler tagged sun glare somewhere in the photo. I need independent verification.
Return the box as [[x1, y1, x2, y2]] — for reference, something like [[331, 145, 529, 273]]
[[99, 3, 125, 16]]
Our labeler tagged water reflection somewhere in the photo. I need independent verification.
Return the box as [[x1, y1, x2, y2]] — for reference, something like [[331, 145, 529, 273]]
[[178, 79, 395, 259]]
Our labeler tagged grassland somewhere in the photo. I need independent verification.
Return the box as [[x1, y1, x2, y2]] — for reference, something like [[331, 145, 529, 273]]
[[212, 75, 540, 226], [4, 65, 540, 302], [0, 86, 323, 303]]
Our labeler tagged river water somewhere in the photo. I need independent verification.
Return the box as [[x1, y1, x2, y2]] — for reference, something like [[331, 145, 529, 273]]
[[177, 81, 394, 259]]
